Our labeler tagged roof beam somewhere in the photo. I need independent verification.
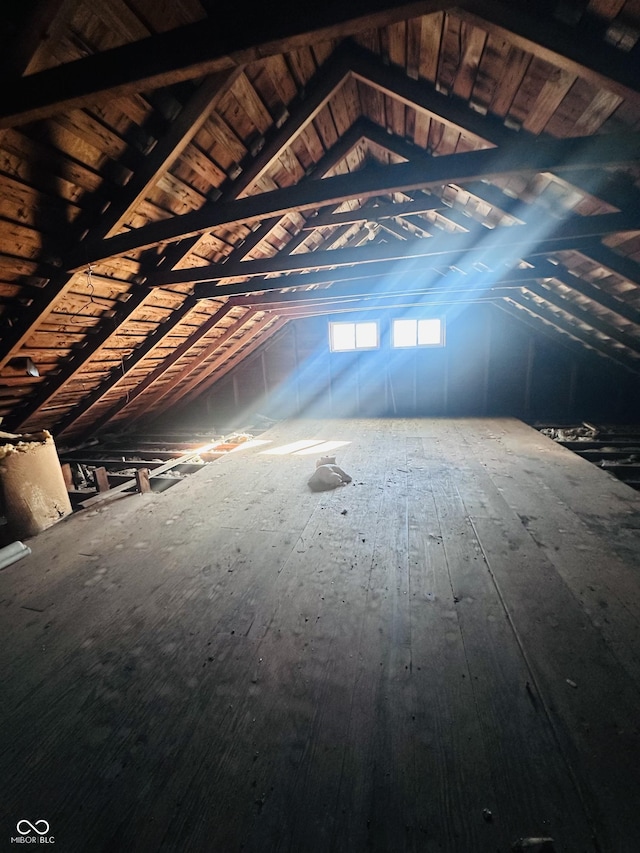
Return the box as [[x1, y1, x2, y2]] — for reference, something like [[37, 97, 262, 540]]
[[300, 196, 442, 229], [226, 262, 558, 307], [7, 284, 153, 431], [54, 124, 372, 434], [85, 309, 257, 435], [0, 1, 456, 127], [240, 287, 516, 312], [10, 61, 371, 429], [67, 131, 640, 270], [543, 265, 640, 329], [49, 296, 202, 437], [84, 303, 236, 425], [166, 318, 288, 413], [162, 211, 640, 286], [570, 243, 640, 288], [264, 292, 504, 319], [3, 0, 639, 129], [188, 256, 578, 302], [348, 41, 520, 148], [522, 281, 640, 356], [6, 233, 209, 430], [452, 180, 640, 324], [217, 43, 355, 202], [507, 293, 640, 373], [492, 299, 613, 364], [0, 68, 242, 369], [553, 169, 640, 215], [456, 1, 640, 104], [94, 69, 244, 241], [147, 315, 281, 415]]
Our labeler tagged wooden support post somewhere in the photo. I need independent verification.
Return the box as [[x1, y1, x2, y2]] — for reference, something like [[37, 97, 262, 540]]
[[135, 468, 152, 494], [93, 467, 110, 493], [524, 336, 535, 420], [60, 462, 73, 490]]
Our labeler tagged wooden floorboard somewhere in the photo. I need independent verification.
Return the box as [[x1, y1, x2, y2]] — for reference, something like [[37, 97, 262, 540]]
[[1, 417, 640, 852]]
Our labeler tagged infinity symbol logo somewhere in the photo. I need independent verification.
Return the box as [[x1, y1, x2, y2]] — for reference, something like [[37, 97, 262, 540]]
[[17, 820, 50, 836]]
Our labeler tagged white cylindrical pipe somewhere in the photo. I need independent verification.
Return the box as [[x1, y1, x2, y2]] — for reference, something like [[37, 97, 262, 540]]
[[0, 540, 31, 570]]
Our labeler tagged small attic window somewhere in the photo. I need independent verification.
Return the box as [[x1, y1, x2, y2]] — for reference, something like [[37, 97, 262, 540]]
[[329, 321, 379, 352], [392, 318, 444, 348]]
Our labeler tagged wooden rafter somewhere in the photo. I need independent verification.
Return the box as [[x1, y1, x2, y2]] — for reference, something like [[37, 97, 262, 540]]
[[0, 1, 456, 127], [165, 317, 288, 414], [78, 310, 259, 436], [68, 131, 640, 269], [0, 67, 244, 371], [48, 117, 377, 433], [300, 196, 443, 229], [46, 297, 203, 436], [348, 41, 517, 147], [2, 2, 639, 434], [455, 1, 640, 103], [93, 69, 245, 241], [571, 243, 640, 288], [3, 1, 639, 131], [216, 42, 356, 202], [227, 261, 560, 306], [453, 180, 640, 327], [492, 299, 614, 364], [507, 292, 640, 373], [522, 281, 640, 356], [7, 57, 372, 428], [137, 314, 281, 418], [7, 232, 206, 429], [543, 267, 640, 330], [162, 210, 640, 287], [257, 291, 503, 319]]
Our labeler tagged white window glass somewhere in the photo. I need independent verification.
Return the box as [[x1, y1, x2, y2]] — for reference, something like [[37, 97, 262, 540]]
[[392, 317, 444, 348], [355, 322, 378, 349], [330, 321, 379, 351], [392, 319, 417, 348], [417, 318, 443, 345], [331, 322, 356, 351]]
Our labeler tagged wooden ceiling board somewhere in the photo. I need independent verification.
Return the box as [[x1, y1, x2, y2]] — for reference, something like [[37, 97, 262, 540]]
[[1, 1, 640, 436]]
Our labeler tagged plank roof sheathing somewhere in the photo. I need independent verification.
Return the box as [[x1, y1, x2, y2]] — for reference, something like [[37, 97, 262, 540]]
[[1, 0, 640, 438]]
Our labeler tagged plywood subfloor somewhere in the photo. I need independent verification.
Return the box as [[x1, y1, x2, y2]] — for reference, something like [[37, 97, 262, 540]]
[[1, 417, 640, 852]]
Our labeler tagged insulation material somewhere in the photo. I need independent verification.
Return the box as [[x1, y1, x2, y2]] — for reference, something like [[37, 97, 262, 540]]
[[0, 430, 72, 539]]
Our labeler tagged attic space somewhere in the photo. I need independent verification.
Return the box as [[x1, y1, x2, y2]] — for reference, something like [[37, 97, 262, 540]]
[[1, 1, 640, 852]]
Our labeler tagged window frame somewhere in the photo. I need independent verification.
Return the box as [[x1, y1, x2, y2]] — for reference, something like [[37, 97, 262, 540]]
[[329, 320, 380, 352], [391, 317, 445, 349]]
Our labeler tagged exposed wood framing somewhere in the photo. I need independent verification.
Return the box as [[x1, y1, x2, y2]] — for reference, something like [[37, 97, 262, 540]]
[[507, 293, 640, 373], [0, 2, 460, 127], [492, 298, 618, 367], [523, 280, 640, 356], [1, 0, 640, 434], [93, 69, 245, 241], [49, 297, 203, 437], [69, 132, 640, 268], [2, 0, 639, 132], [76, 310, 262, 436], [455, 1, 640, 102], [226, 261, 560, 306], [167, 317, 288, 413], [173, 211, 640, 287]]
